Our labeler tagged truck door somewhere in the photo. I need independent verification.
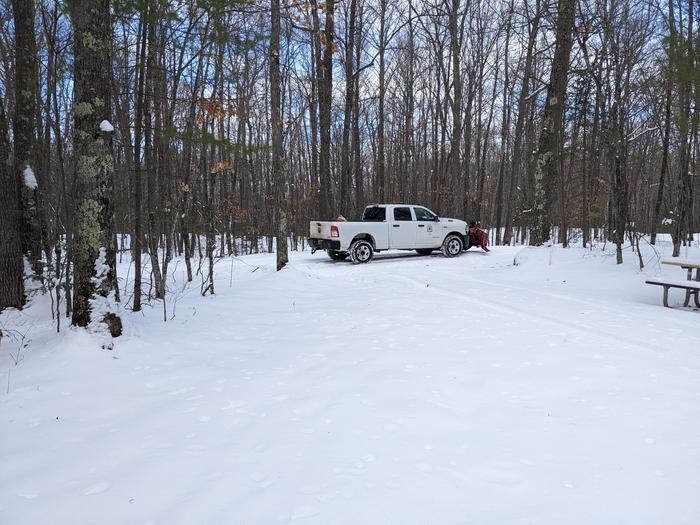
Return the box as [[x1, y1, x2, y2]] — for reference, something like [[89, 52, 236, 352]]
[[389, 206, 417, 248], [413, 206, 441, 247]]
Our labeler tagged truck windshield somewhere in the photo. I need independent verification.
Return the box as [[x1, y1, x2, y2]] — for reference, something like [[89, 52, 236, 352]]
[[363, 207, 386, 221]]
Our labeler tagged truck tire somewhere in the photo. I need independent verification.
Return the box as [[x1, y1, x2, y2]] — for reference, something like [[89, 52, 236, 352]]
[[327, 250, 348, 261], [349, 240, 374, 264], [416, 249, 433, 256], [441, 234, 463, 257]]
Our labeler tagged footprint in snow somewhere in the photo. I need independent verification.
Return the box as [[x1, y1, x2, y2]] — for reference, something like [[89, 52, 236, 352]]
[[298, 482, 328, 495], [81, 482, 111, 496], [250, 472, 273, 488], [222, 400, 246, 410], [290, 505, 319, 520], [186, 444, 205, 455]]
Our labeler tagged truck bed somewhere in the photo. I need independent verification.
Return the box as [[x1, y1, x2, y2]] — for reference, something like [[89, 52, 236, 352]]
[[308, 220, 390, 251]]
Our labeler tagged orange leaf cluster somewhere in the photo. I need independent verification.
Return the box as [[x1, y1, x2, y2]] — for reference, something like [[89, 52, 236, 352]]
[[211, 161, 233, 174], [199, 99, 226, 119]]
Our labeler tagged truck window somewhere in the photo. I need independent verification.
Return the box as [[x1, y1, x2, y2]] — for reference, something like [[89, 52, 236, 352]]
[[363, 206, 386, 221], [393, 207, 413, 221], [414, 207, 436, 221]]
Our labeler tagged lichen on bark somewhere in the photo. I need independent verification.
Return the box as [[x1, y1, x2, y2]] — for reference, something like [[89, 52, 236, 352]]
[[76, 198, 102, 252], [74, 102, 94, 117]]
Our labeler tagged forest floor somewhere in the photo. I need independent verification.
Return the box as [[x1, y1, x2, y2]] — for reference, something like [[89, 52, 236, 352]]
[[1, 237, 699, 525]]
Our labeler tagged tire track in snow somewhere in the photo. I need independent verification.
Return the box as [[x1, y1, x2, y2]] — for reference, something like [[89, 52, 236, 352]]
[[389, 273, 677, 354], [295, 253, 697, 353], [463, 274, 700, 331]]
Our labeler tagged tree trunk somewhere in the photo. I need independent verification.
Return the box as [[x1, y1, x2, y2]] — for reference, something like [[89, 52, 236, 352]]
[[503, 0, 541, 244], [377, 0, 387, 202], [449, 0, 463, 216], [0, 98, 24, 309], [11, 0, 41, 275], [531, 0, 575, 245], [144, 7, 164, 300], [495, 2, 514, 245], [132, 20, 147, 311], [650, 82, 672, 244], [340, 0, 357, 212], [316, 0, 334, 218], [70, 0, 121, 337], [271, 0, 288, 271], [671, 0, 693, 257], [353, 3, 364, 214]]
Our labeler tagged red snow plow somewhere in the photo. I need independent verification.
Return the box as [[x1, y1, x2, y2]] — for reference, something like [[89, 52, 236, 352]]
[[466, 224, 490, 252]]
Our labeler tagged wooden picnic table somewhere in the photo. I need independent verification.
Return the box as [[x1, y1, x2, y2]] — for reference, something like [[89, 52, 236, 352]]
[[646, 258, 700, 307], [661, 258, 700, 281]]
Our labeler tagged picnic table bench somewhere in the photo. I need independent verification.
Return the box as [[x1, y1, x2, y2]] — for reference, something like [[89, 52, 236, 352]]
[[645, 258, 700, 308]]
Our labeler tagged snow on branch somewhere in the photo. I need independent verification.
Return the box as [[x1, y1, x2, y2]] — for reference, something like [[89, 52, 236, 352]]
[[627, 126, 658, 142]]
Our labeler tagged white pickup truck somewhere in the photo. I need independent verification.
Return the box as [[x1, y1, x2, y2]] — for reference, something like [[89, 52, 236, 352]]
[[308, 204, 468, 263]]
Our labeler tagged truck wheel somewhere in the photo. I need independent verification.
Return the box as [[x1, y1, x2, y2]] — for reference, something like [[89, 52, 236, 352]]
[[416, 249, 433, 256], [327, 250, 348, 261], [441, 234, 463, 257], [349, 240, 374, 264]]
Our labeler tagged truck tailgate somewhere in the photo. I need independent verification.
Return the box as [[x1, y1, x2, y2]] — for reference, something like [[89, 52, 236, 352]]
[[309, 221, 333, 239]]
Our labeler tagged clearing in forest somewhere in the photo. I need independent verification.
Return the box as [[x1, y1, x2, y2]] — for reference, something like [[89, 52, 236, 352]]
[[1, 241, 699, 525]]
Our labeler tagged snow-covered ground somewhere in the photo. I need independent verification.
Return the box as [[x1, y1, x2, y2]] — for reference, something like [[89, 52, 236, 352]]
[[2, 238, 699, 525]]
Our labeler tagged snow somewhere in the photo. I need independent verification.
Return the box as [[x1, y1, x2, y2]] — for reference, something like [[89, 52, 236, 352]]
[[88, 247, 121, 340], [23, 166, 37, 189], [100, 120, 114, 132], [1, 238, 699, 525]]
